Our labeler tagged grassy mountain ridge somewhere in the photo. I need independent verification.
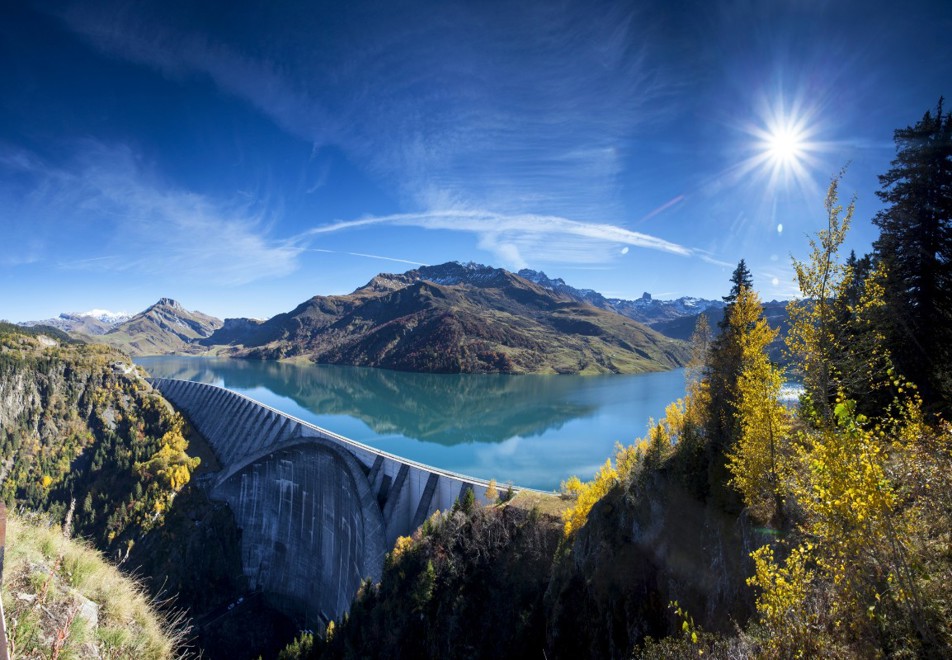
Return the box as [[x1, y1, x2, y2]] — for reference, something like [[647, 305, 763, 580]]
[[79, 298, 223, 356], [211, 263, 690, 374]]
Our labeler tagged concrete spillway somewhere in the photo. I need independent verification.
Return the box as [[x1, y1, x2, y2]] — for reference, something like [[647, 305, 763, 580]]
[[149, 377, 495, 627]]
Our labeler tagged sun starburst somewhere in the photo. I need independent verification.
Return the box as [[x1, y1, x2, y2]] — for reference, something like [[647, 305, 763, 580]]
[[735, 96, 823, 197], [766, 125, 806, 165]]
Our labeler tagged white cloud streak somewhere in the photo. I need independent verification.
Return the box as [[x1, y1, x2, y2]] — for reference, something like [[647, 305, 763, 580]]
[[1, 142, 301, 285], [308, 248, 427, 267], [302, 209, 693, 269]]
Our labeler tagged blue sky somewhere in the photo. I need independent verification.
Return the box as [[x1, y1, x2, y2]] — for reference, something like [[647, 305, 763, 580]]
[[1, 0, 950, 322]]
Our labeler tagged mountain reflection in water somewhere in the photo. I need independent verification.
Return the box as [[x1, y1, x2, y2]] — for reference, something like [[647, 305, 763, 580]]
[[136, 356, 686, 490]]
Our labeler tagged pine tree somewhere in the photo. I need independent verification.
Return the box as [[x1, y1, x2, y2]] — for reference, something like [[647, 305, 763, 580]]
[[842, 250, 873, 310], [688, 313, 712, 378], [873, 98, 952, 413], [705, 260, 756, 448], [720, 259, 754, 328]]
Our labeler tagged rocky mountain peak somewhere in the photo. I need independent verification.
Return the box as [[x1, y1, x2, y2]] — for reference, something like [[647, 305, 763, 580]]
[[152, 298, 184, 310], [413, 261, 508, 287]]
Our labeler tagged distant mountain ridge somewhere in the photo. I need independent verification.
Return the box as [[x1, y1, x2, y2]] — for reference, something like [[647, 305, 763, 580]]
[[74, 298, 223, 355], [19, 309, 132, 335], [204, 262, 690, 374], [516, 267, 790, 350], [516, 268, 726, 326]]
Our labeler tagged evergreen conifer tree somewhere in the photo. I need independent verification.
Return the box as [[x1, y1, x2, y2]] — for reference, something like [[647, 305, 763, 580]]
[[720, 259, 754, 328], [705, 260, 757, 449], [873, 98, 952, 412]]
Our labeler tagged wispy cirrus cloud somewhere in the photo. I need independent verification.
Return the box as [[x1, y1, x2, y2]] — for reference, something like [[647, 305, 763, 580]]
[[308, 249, 427, 267], [302, 209, 692, 270], [47, 0, 675, 221], [0, 141, 301, 285]]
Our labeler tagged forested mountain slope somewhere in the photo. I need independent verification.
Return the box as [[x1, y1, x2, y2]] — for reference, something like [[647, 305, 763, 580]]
[[0, 324, 292, 658]]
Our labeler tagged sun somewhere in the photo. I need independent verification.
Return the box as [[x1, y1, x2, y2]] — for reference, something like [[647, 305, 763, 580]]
[[766, 125, 805, 165], [739, 98, 822, 195]]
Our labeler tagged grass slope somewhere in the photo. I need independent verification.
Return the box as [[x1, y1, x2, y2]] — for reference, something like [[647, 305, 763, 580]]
[[2, 512, 184, 658]]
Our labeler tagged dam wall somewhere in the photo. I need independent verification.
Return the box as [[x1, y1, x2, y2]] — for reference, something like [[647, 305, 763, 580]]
[[149, 377, 496, 626]]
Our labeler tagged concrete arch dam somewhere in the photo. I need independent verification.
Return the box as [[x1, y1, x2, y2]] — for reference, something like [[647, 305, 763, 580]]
[[148, 377, 496, 627]]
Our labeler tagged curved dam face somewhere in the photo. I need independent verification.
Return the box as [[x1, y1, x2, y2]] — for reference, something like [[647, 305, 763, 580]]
[[149, 378, 494, 627], [214, 441, 385, 623]]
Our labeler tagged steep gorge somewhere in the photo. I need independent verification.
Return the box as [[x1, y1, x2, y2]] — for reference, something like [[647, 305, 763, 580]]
[[0, 325, 296, 658]]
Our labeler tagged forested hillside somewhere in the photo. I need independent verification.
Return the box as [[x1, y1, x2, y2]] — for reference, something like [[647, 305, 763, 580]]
[[0, 324, 348, 659], [284, 100, 952, 659], [0, 325, 200, 553], [0, 326, 205, 656]]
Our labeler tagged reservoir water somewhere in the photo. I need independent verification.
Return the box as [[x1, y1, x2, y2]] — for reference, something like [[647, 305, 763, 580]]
[[136, 356, 687, 490]]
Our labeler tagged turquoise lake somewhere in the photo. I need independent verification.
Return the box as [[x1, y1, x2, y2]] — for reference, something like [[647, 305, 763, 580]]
[[135, 356, 687, 491]]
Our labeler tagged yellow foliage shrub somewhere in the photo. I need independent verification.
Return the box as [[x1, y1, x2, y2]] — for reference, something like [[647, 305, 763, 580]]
[[560, 458, 619, 537]]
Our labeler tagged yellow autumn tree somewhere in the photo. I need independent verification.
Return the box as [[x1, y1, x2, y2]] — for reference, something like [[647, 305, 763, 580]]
[[560, 458, 619, 537], [746, 175, 950, 656], [786, 172, 854, 421], [746, 542, 822, 656], [794, 401, 901, 610], [484, 478, 498, 504], [135, 415, 201, 494], [725, 286, 790, 522]]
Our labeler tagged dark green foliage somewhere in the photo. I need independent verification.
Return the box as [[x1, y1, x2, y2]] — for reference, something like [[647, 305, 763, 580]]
[[721, 259, 754, 311], [126, 485, 246, 614], [826, 250, 896, 415], [873, 98, 952, 414], [460, 486, 476, 514], [705, 261, 758, 450]]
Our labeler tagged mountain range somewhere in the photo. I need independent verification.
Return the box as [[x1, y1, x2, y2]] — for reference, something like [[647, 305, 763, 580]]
[[18, 309, 132, 335], [517, 268, 726, 326], [204, 262, 689, 374], [69, 298, 222, 355], [21, 262, 791, 374]]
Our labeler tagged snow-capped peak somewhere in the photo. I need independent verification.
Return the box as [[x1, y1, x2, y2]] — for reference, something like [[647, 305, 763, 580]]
[[78, 309, 131, 322]]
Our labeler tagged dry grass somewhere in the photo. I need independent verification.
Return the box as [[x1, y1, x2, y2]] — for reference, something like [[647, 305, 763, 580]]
[[504, 489, 570, 519], [2, 512, 187, 659]]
